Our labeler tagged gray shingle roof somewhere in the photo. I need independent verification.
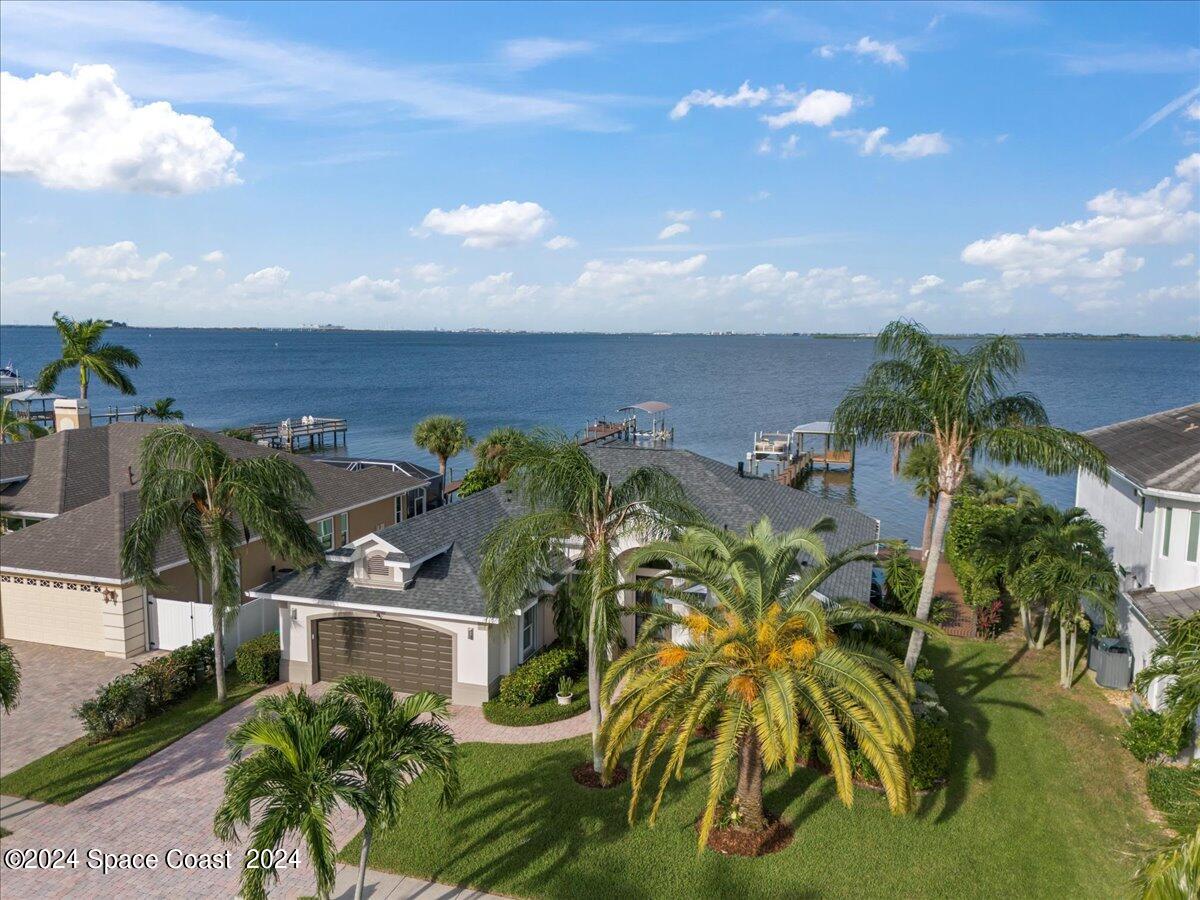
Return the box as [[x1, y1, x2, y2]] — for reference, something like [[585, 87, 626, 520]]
[[0, 423, 426, 580], [260, 445, 879, 618], [1084, 403, 1200, 495], [1130, 586, 1200, 629]]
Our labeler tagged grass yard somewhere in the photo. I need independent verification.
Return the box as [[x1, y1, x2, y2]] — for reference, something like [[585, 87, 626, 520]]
[[340, 635, 1160, 899], [482, 673, 589, 726], [0, 671, 262, 805]]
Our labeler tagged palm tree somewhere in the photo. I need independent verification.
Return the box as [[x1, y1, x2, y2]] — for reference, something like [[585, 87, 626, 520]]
[[602, 518, 919, 849], [1135, 614, 1200, 746], [35, 312, 141, 400], [1006, 506, 1117, 687], [329, 678, 460, 900], [473, 426, 528, 480], [0, 642, 21, 713], [137, 397, 184, 421], [121, 428, 324, 701], [215, 690, 368, 900], [0, 400, 48, 443], [1134, 824, 1200, 900], [412, 415, 473, 480], [966, 470, 1042, 507], [480, 430, 694, 783], [833, 319, 1107, 671], [900, 442, 940, 560]]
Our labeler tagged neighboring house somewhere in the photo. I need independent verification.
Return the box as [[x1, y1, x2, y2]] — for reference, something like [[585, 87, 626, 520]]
[[1075, 403, 1200, 709], [250, 442, 880, 705], [0, 417, 436, 659]]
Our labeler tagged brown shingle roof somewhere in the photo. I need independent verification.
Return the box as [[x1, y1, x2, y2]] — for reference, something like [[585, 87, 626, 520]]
[[1084, 403, 1200, 495], [0, 424, 426, 581]]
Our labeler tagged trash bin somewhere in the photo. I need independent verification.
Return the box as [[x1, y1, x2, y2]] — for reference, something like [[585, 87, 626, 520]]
[[1089, 636, 1132, 689]]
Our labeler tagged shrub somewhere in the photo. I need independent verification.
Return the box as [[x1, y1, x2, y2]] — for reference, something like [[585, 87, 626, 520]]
[[1146, 764, 1200, 831], [457, 466, 499, 499], [911, 715, 951, 790], [483, 673, 588, 726], [1122, 709, 1190, 763], [497, 644, 581, 707], [913, 663, 935, 684], [878, 551, 953, 625], [235, 632, 281, 684], [974, 599, 1005, 639], [945, 496, 1013, 614]]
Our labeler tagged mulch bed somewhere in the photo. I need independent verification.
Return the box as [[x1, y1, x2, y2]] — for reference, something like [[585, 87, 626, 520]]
[[571, 762, 628, 789], [700, 812, 795, 857]]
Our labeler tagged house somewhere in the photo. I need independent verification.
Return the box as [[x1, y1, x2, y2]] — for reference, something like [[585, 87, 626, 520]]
[[0, 407, 437, 659], [249, 442, 880, 705], [1075, 403, 1200, 708]]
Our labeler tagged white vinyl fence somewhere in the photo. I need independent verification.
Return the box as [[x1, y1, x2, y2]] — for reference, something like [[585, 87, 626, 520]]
[[147, 594, 278, 661]]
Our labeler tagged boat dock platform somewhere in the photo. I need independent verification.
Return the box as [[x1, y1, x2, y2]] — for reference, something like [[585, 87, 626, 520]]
[[243, 417, 348, 452], [746, 420, 855, 486]]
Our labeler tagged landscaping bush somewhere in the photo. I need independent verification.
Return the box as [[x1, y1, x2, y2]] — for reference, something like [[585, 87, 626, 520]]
[[75, 633, 219, 740], [235, 632, 281, 684], [457, 466, 499, 499], [1146, 764, 1200, 831], [1121, 709, 1190, 763], [911, 715, 951, 790], [945, 496, 1013, 615], [973, 599, 1005, 639], [497, 644, 581, 707], [483, 673, 589, 726]]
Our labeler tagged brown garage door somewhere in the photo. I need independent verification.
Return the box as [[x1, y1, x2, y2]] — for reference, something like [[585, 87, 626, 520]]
[[314, 617, 452, 696]]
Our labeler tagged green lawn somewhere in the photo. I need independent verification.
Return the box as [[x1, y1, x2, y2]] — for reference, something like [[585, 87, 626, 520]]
[[0, 671, 262, 805], [482, 673, 589, 726], [340, 636, 1160, 899]]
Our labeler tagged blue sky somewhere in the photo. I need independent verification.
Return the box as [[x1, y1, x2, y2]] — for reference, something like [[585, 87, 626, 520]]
[[1, 0, 1197, 333]]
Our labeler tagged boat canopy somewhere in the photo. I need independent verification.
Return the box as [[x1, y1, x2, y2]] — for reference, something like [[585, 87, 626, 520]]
[[792, 421, 835, 434], [618, 401, 671, 414], [4, 390, 64, 403]]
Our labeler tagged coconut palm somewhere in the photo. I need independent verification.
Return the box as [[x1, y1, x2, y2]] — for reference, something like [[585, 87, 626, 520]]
[[480, 429, 694, 783], [1135, 613, 1200, 746], [0, 400, 48, 443], [121, 428, 324, 701], [965, 470, 1042, 507], [0, 642, 21, 713], [602, 518, 919, 850], [35, 312, 141, 400], [1134, 824, 1200, 900], [329, 678, 460, 900], [412, 415, 473, 479], [833, 319, 1107, 671], [215, 690, 368, 900], [137, 397, 184, 421], [900, 442, 940, 560]]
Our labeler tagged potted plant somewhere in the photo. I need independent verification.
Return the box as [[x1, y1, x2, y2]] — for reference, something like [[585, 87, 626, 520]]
[[556, 675, 574, 706]]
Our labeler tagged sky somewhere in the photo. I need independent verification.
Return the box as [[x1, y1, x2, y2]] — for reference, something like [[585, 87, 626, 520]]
[[0, 0, 1198, 334]]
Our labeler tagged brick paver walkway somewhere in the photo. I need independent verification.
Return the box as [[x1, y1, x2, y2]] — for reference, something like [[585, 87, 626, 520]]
[[1, 641, 138, 776]]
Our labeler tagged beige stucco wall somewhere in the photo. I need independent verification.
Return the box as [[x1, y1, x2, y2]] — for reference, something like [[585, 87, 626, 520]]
[[0, 573, 146, 658], [346, 496, 398, 539]]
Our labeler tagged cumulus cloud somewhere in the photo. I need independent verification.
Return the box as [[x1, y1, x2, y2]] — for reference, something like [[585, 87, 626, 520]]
[[202, 250, 225, 263], [818, 36, 907, 67], [763, 89, 855, 129], [1138, 282, 1200, 303], [1187, 101, 1200, 121], [834, 127, 950, 160], [544, 235, 578, 250], [239, 266, 291, 291], [1176, 153, 1200, 181], [909, 274, 944, 295], [0, 64, 241, 195], [670, 82, 853, 129], [574, 255, 707, 290], [63, 241, 170, 281], [410, 262, 454, 282], [4, 273, 72, 294], [670, 81, 771, 119], [658, 223, 691, 240], [417, 201, 552, 248]]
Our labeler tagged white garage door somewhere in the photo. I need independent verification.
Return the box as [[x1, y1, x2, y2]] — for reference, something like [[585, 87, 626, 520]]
[[0, 576, 107, 652]]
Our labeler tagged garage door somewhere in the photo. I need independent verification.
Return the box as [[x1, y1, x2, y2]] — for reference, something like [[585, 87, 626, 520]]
[[314, 617, 452, 696], [0, 577, 107, 652]]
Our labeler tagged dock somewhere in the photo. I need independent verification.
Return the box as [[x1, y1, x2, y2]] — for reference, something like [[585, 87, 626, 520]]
[[581, 401, 675, 448], [243, 417, 348, 452], [745, 419, 856, 484]]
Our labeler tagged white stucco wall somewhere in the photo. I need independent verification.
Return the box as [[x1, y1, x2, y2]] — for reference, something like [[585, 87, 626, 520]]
[[1076, 471, 1157, 591], [1151, 498, 1200, 592]]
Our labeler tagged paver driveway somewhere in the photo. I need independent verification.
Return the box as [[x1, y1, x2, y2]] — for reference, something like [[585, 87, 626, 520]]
[[1, 641, 138, 776], [0, 683, 586, 898]]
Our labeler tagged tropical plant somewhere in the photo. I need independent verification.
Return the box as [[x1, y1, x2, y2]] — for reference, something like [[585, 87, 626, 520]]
[[878, 544, 952, 625], [120, 428, 324, 701], [901, 442, 940, 560], [328, 678, 459, 900], [0, 400, 47, 443], [601, 518, 921, 850], [214, 689, 368, 900], [1136, 614, 1200, 748], [480, 429, 694, 783], [832, 319, 1107, 671], [412, 415, 473, 478], [221, 427, 256, 442], [137, 397, 184, 421], [965, 470, 1042, 507], [35, 311, 142, 400], [473, 426, 528, 480], [1133, 824, 1200, 900], [0, 642, 21, 713]]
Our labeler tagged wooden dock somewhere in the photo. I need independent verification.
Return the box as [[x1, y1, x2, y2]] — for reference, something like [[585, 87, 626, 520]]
[[244, 417, 348, 452]]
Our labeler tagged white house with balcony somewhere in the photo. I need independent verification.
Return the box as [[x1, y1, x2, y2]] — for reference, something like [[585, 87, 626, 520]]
[[1075, 403, 1200, 712]]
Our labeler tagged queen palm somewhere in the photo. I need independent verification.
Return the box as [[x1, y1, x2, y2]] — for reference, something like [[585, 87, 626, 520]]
[[480, 430, 694, 783], [602, 518, 919, 849], [900, 442, 940, 560], [0, 400, 47, 443], [35, 312, 141, 400], [412, 415, 473, 479], [121, 428, 324, 701], [137, 397, 184, 421], [1135, 613, 1200, 746], [966, 470, 1042, 507], [1134, 824, 1200, 899], [833, 319, 1107, 671], [215, 690, 368, 900], [329, 678, 460, 900]]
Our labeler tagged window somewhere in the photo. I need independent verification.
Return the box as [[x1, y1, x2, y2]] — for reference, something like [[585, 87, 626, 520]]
[[1188, 511, 1199, 563], [1162, 507, 1173, 557], [338, 512, 349, 546], [1136, 494, 1146, 531], [521, 605, 537, 660], [395, 495, 403, 524], [396, 489, 428, 523], [316, 517, 334, 551]]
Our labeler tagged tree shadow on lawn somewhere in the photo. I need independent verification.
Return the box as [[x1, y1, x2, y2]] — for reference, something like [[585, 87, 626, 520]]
[[919, 640, 1042, 825]]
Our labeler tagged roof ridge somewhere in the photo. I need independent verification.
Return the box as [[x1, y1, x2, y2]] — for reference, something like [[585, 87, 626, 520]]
[[1086, 402, 1200, 435]]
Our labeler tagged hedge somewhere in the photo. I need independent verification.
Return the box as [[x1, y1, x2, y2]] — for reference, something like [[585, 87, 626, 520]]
[[235, 632, 281, 684], [945, 496, 1014, 626], [1146, 763, 1200, 831], [483, 673, 589, 726], [497, 644, 582, 707], [1121, 708, 1191, 763], [75, 635, 216, 740]]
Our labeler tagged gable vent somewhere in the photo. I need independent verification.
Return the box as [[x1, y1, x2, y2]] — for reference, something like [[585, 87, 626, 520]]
[[366, 554, 388, 577]]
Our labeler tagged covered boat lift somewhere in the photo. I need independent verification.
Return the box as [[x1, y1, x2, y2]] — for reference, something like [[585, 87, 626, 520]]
[[792, 421, 856, 471]]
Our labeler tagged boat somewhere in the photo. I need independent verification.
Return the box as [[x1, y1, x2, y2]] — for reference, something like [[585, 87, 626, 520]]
[[0, 365, 26, 395]]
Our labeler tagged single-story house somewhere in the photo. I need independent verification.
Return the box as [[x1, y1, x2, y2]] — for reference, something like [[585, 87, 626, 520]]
[[0, 413, 437, 659], [249, 442, 880, 705]]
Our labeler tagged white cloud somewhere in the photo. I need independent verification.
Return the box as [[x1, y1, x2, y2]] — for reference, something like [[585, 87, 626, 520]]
[[575, 255, 707, 290], [500, 38, 594, 70], [240, 266, 291, 291], [834, 127, 950, 160], [544, 235, 578, 250], [4, 273, 71, 294], [666, 210, 697, 222], [709, 210, 724, 220], [1176, 153, 1200, 181], [468, 271, 541, 307], [818, 36, 907, 67], [63, 241, 170, 281], [670, 81, 771, 119], [0, 65, 241, 195], [417, 201, 552, 248], [658, 223, 691, 240], [1138, 282, 1200, 303], [763, 89, 854, 129], [410, 263, 454, 283], [909, 274, 944, 295], [202, 250, 225, 263], [1174, 252, 1196, 267], [1187, 101, 1200, 121]]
